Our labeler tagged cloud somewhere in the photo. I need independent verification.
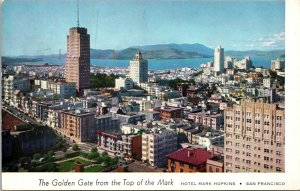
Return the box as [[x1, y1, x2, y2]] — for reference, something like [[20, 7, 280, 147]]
[[249, 32, 285, 49]]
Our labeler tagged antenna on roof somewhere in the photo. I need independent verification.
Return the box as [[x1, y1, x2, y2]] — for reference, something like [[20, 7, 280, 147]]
[[95, 9, 99, 49], [77, 0, 80, 27]]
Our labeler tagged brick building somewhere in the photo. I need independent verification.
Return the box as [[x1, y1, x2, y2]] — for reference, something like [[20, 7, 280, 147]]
[[60, 109, 95, 142], [154, 107, 183, 121], [166, 147, 214, 172]]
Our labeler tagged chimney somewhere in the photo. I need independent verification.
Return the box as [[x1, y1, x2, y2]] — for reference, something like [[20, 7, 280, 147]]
[[188, 150, 190, 158], [211, 148, 215, 157]]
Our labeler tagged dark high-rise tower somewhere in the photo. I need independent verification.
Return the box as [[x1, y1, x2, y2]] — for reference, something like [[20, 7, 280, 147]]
[[65, 1, 90, 95]]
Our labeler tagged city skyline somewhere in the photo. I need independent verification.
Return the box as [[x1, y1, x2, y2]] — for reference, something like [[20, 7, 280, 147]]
[[2, 0, 284, 56]]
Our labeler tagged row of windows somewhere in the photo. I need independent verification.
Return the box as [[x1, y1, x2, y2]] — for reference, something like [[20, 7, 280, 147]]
[[225, 115, 283, 120]]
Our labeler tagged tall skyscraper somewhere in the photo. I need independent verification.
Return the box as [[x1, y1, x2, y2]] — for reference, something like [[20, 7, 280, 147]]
[[65, 27, 90, 95], [129, 51, 148, 84], [224, 101, 285, 173], [214, 45, 224, 73]]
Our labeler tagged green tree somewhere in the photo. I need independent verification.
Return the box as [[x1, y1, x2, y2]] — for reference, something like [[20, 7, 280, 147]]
[[91, 147, 98, 153], [94, 157, 103, 164], [62, 147, 67, 153], [33, 153, 42, 160], [102, 156, 111, 166], [90, 73, 119, 88], [72, 144, 79, 151], [111, 157, 119, 165], [88, 152, 99, 159], [101, 152, 109, 158], [47, 151, 54, 157]]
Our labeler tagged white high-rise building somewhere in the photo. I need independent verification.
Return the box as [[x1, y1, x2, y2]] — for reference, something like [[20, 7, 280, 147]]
[[214, 45, 224, 73], [129, 51, 148, 84]]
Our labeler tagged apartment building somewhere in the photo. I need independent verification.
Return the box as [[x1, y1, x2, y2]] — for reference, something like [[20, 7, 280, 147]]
[[154, 106, 183, 121], [60, 109, 95, 142], [142, 128, 177, 167], [3, 75, 30, 104]]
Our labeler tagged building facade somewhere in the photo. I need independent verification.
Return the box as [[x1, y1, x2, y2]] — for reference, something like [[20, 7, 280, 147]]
[[271, 59, 285, 71], [115, 77, 134, 90], [3, 75, 30, 104], [224, 101, 285, 172], [65, 27, 90, 95], [60, 109, 95, 142], [206, 155, 224, 172], [142, 128, 177, 167], [154, 107, 183, 121], [214, 45, 224, 73], [129, 51, 148, 84]]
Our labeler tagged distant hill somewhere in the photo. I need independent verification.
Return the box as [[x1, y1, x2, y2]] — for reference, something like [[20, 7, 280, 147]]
[[2, 56, 43, 67], [2, 43, 285, 65], [132, 43, 214, 57], [225, 49, 285, 58]]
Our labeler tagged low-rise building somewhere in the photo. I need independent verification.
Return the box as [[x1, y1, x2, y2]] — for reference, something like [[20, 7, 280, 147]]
[[115, 77, 134, 90], [116, 134, 142, 160], [154, 106, 183, 121], [60, 109, 96, 142], [206, 155, 224, 172], [97, 131, 121, 153], [94, 114, 120, 132], [188, 112, 224, 130], [3, 75, 30, 104], [166, 147, 214, 172]]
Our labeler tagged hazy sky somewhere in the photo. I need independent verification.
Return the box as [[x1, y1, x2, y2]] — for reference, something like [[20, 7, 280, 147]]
[[2, 0, 285, 56]]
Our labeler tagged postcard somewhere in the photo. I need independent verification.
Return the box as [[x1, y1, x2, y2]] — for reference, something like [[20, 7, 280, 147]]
[[1, 0, 300, 190]]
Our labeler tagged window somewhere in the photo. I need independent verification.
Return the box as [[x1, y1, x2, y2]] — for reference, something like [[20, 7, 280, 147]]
[[264, 141, 269, 145], [226, 148, 232, 153], [216, 168, 219, 172], [264, 164, 269, 169], [189, 165, 194, 169], [209, 166, 213, 172], [180, 162, 184, 167], [264, 149, 269, 153], [276, 151, 282, 156]]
